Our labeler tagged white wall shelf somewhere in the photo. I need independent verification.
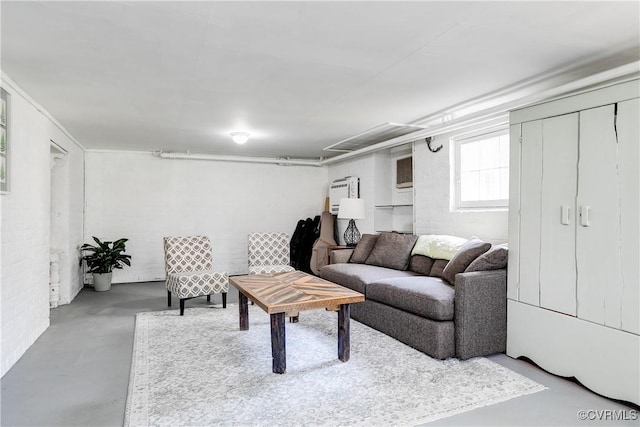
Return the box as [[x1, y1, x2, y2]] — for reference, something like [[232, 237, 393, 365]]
[[373, 145, 414, 235]]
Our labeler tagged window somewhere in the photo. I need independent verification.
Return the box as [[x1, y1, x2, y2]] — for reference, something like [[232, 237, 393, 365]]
[[454, 130, 509, 209]]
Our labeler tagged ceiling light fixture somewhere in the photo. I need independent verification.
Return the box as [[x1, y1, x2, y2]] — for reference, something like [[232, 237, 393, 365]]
[[230, 132, 250, 144]]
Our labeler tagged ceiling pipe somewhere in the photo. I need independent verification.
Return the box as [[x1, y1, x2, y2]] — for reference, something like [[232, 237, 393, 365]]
[[153, 150, 322, 167]]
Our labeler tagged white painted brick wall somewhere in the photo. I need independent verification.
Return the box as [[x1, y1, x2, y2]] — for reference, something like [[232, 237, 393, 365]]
[[0, 77, 85, 377], [0, 91, 52, 376], [84, 151, 328, 282], [414, 132, 508, 243], [49, 129, 85, 305], [1, 86, 52, 376]]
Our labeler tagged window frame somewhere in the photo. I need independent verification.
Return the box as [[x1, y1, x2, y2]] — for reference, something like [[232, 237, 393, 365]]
[[453, 129, 509, 210]]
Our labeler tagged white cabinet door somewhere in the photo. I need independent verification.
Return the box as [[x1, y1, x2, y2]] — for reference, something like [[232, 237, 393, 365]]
[[614, 98, 639, 334], [518, 120, 543, 306], [577, 105, 623, 327], [507, 124, 521, 301], [516, 113, 578, 314], [539, 113, 578, 316]]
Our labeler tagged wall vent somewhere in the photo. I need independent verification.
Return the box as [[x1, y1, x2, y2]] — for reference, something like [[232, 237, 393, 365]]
[[396, 156, 413, 189], [324, 122, 427, 153]]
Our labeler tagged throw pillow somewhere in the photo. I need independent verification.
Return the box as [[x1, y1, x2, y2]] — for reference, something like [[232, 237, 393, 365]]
[[430, 259, 449, 279], [442, 237, 491, 285], [411, 235, 467, 260], [349, 234, 379, 264], [365, 232, 418, 271], [465, 244, 508, 272], [409, 255, 435, 275]]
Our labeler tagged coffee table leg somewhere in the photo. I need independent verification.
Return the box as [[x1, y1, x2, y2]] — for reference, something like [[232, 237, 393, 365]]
[[271, 313, 286, 374], [239, 292, 249, 331], [338, 304, 350, 362]]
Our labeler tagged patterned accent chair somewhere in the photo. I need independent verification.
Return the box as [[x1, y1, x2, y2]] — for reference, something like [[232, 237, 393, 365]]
[[248, 232, 296, 275], [164, 235, 228, 315]]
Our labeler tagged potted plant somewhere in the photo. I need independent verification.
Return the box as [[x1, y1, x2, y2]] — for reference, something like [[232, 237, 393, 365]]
[[80, 236, 132, 291]]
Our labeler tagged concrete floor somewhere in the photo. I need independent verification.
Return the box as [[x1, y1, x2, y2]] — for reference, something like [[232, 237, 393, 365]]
[[1, 281, 637, 427]]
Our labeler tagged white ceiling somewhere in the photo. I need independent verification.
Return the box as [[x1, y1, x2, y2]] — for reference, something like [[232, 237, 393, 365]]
[[1, 1, 639, 159]]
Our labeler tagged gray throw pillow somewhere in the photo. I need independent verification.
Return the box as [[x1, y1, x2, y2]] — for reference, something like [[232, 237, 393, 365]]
[[349, 234, 379, 264], [409, 255, 435, 275], [365, 233, 418, 271], [465, 245, 508, 272], [429, 259, 449, 279], [442, 237, 491, 285]]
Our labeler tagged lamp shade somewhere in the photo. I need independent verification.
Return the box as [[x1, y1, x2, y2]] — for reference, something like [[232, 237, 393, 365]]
[[337, 198, 365, 219]]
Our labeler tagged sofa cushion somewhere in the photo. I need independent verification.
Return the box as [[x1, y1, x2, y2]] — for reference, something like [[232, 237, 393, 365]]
[[430, 259, 449, 279], [365, 232, 418, 271], [465, 245, 508, 272], [330, 248, 354, 264], [349, 234, 379, 264], [319, 263, 418, 294], [442, 237, 491, 284], [408, 255, 435, 275], [366, 277, 455, 321]]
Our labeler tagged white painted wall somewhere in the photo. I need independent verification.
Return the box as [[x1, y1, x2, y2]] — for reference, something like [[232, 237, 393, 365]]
[[50, 144, 85, 305], [83, 151, 328, 283], [0, 76, 85, 376], [414, 129, 508, 243]]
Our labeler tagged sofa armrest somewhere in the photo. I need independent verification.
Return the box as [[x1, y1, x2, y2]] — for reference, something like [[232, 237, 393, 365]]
[[454, 269, 507, 360], [330, 248, 354, 264]]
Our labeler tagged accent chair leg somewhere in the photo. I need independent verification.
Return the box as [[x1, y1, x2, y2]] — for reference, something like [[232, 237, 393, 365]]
[[222, 292, 227, 308], [167, 291, 171, 307], [207, 295, 211, 302], [180, 299, 185, 316]]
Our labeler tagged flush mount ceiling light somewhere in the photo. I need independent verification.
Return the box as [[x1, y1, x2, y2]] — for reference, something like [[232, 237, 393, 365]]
[[230, 132, 250, 144]]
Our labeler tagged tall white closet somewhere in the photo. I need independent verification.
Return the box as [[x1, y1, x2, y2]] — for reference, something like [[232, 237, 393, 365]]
[[507, 79, 639, 405]]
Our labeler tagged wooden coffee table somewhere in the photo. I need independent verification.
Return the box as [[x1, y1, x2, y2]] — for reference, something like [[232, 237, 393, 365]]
[[230, 270, 364, 374]]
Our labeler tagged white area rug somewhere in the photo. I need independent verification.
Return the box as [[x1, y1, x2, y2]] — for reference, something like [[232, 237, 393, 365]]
[[125, 305, 545, 426]]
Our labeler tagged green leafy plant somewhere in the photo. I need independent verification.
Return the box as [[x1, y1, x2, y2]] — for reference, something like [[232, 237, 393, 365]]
[[80, 236, 132, 274]]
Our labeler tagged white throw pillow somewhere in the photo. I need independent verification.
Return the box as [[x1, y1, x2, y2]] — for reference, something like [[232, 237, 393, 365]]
[[411, 234, 468, 260]]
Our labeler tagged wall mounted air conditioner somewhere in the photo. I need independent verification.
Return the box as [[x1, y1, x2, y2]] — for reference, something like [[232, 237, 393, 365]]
[[396, 155, 413, 189], [329, 176, 359, 214]]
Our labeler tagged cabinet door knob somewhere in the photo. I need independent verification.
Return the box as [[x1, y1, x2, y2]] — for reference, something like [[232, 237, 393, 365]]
[[561, 205, 571, 225], [579, 206, 591, 227]]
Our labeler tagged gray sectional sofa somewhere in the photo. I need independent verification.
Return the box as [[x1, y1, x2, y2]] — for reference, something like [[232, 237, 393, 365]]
[[319, 232, 508, 360]]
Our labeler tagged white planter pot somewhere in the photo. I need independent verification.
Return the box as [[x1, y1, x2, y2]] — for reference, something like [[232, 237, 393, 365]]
[[93, 272, 113, 292]]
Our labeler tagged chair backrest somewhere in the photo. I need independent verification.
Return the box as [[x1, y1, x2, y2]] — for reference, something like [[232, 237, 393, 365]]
[[248, 232, 291, 268], [164, 235, 213, 275]]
